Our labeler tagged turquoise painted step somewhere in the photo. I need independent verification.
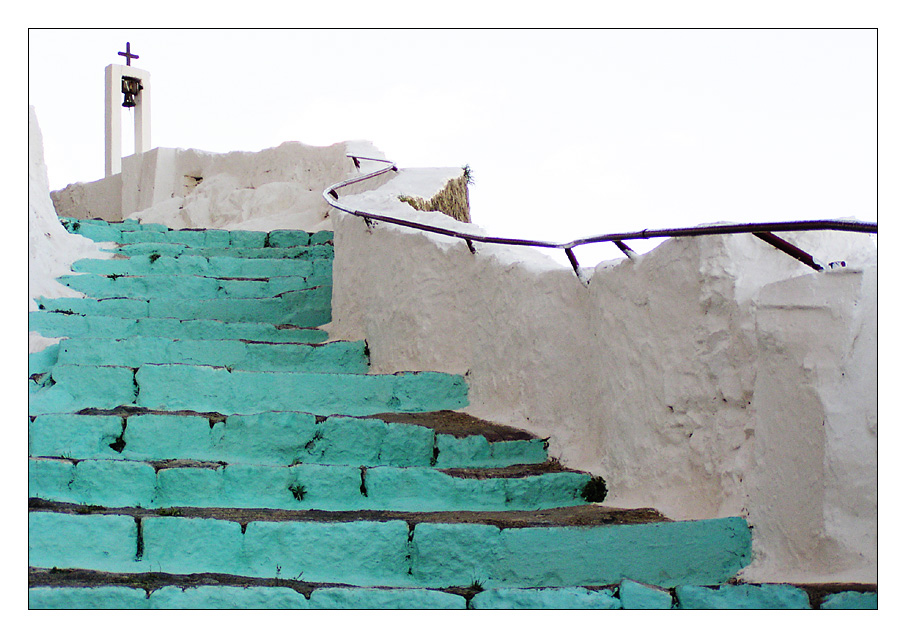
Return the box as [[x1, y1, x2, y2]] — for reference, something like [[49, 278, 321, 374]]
[[134, 365, 467, 415], [675, 583, 811, 609], [470, 587, 620, 609], [51, 337, 368, 373], [29, 312, 329, 343], [29, 457, 600, 511], [35, 287, 332, 325], [57, 273, 328, 300], [108, 243, 333, 260], [29, 585, 466, 609], [29, 412, 548, 468], [72, 255, 331, 278], [60, 218, 331, 248], [28, 511, 751, 588], [28, 364, 468, 415]]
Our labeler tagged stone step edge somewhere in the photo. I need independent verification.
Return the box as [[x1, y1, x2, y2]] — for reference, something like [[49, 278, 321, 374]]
[[29, 312, 330, 334], [28, 456, 586, 480], [37, 285, 330, 304], [28, 567, 877, 610], [28, 455, 588, 488], [30, 407, 547, 444], [29, 498, 664, 529], [27, 566, 480, 604]]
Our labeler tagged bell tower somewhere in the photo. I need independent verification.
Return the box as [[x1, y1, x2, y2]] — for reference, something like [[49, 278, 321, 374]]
[[105, 42, 151, 177]]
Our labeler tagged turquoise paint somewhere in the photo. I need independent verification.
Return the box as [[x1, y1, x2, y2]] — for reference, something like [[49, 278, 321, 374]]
[[119, 230, 169, 244], [150, 585, 308, 609], [71, 459, 158, 508], [31, 457, 588, 512], [110, 243, 333, 260], [471, 587, 621, 610], [487, 440, 549, 466], [29, 586, 151, 609], [59, 273, 320, 300], [72, 255, 331, 279], [222, 463, 364, 510], [675, 584, 810, 609], [309, 230, 333, 245], [56, 337, 367, 373], [28, 344, 60, 375], [364, 466, 591, 512], [241, 519, 410, 585], [29, 458, 76, 503], [29, 312, 329, 343], [163, 229, 231, 248], [153, 463, 365, 510], [135, 365, 468, 415], [308, 587, 465, 610], [410, 517, 751, 588], [267, 229, 313, 247], [229, 230, 268, 248], [140, 517, 245, 575], [210, 414, 434, 467], [122, 413, 212, 461], [35, 296, 150, 318], [73, 225, 122, 243], [29, 512, 140, 573], [154, 465, 226, 508], [145, 288, 331, 325], [618, 580, 674, 609], [433, 436, 550, 469], [820, 591, 877, 610], [29, 414, 123, 459], [29, 364, 137, 414]]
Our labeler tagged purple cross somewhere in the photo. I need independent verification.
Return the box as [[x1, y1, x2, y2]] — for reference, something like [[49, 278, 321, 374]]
[[118, 42, 139, 66]]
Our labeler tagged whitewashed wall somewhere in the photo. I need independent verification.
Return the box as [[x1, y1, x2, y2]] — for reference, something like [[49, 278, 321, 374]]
[[329, 196, 877, 584]]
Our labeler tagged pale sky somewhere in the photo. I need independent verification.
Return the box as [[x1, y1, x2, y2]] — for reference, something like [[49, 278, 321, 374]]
[[28, 27, 877, 262]]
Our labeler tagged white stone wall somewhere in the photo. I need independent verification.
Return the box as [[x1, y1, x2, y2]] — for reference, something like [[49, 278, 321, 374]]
[[328, 199, 877, 584], [50, 141, 395, 232]]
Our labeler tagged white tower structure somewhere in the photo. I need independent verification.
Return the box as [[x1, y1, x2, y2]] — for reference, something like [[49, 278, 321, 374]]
[[105, 42, 151, 177]]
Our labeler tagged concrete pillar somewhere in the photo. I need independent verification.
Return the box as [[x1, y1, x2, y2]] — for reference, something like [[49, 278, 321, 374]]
[[105, 64, 151, 177]]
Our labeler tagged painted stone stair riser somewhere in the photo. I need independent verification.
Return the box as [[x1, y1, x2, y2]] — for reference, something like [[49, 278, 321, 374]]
[[49, 337, 368, 373], [28, 585, 466, 610], [29, 413, 548, 468], [110, 243, 333, 260], [57, 273, 330, 300], [28, 365, 468, 415], [28, 511, 751, 588], [28, 313, 329, 343], [35, 288, 332, 325], [60, 218, 332, 248], [27, 577, 877, 610], [28, 457, 598, 512], [71, 255, 332, 278]]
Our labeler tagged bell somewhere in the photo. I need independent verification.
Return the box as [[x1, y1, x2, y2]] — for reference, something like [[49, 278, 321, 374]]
[[121, 77, 142, 109]]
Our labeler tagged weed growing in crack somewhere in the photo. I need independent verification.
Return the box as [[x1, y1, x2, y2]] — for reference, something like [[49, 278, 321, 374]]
[[288, 484, 307, 501]]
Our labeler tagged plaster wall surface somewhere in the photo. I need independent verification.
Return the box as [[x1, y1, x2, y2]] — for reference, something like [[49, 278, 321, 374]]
[[328, 185, 877, 584], [51, 141, 396, 232], [28, 107, 109, 350]]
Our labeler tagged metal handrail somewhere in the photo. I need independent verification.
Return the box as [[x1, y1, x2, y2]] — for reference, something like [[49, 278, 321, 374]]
[[323, 155, 878, 277]]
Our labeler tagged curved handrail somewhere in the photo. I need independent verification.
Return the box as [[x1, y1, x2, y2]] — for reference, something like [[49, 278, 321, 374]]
[[323, 155, 878, 276]]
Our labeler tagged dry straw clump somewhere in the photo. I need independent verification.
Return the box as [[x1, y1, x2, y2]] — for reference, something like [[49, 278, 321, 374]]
[[398, 168, 472, 223]]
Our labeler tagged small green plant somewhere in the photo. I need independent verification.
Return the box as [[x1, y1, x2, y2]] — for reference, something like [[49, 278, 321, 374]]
[[148, 253, 161, 263], [462, 164, 475, 185], [156, 507, 183, 517], [288, 483, 307, 501]]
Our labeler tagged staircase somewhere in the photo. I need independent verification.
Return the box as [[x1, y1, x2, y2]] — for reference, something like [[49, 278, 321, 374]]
[[29, 218, 873, 609]]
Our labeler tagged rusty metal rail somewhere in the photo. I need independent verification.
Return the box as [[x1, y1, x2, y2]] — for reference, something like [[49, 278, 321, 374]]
[[323, 155, 877, 276]]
